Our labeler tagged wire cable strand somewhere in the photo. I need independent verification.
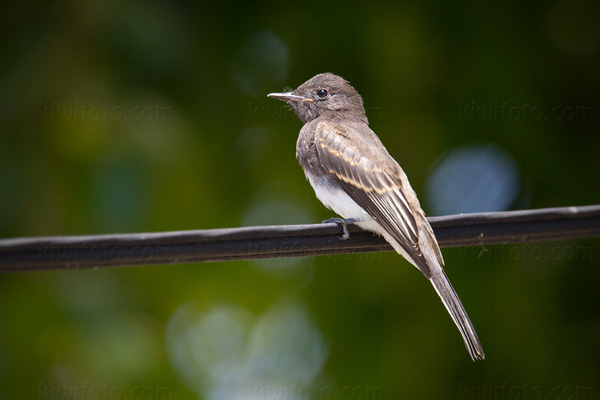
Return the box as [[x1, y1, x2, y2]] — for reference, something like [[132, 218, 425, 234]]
[[1, 205, 599, 272]]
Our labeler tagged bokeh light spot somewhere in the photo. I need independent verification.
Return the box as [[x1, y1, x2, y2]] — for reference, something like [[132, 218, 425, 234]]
[[425, 144, 520, 215]]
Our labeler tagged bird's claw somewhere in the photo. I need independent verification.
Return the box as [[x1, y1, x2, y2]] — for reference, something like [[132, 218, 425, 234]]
[[321, 218, 357, 240]]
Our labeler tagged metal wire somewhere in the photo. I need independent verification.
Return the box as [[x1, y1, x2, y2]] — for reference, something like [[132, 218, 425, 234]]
[[1, 205, 599, 272]]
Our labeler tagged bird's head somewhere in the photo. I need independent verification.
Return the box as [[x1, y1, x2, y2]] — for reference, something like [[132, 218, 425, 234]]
[[268, 73, 367, 124]]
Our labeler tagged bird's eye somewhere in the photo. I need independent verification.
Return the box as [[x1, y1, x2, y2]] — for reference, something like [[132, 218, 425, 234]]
[[317, 89, 328, 99]]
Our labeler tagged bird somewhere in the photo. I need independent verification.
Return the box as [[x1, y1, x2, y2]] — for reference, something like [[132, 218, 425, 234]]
[[267, 73, 484, 360]]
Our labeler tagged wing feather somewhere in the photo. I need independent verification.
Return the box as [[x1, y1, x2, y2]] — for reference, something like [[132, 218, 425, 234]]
[[309, 120, 484, 360], [314, 121, 431, 276]]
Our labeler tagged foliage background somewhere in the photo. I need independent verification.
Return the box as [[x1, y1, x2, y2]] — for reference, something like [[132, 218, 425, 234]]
[[1, 0, 599, 399]]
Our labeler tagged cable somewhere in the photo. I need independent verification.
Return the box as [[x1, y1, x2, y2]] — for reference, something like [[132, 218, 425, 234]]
[[1, 205, 598, 272]]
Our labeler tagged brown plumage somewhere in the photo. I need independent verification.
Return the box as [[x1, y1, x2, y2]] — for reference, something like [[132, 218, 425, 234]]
[[268, 73, 484, 360]]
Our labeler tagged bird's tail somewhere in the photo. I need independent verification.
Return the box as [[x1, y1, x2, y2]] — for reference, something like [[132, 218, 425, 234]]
[[429, 265, 485, 361]]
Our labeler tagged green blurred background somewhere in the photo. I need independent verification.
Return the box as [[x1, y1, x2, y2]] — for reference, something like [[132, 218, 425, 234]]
[[1, 0, 599, 399]]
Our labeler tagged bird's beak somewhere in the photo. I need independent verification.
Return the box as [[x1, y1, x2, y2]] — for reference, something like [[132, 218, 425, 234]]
[[267, 92, 313, 103]]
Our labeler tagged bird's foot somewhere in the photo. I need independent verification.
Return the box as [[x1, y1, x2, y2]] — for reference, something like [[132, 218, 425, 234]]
[[321, 218, 357, 240]]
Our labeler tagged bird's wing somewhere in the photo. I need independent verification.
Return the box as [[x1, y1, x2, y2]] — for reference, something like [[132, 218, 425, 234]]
[[313, 120, 435, 277], [314, 122, 485, 360], [313, 121, 485, 360]]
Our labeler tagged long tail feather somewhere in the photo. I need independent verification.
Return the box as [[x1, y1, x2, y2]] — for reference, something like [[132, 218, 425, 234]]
[[429, 266, 485, 361]]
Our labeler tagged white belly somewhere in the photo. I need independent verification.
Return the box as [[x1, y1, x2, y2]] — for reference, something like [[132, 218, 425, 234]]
[[305, 171, 419, 269], [306, 172, 384, 234], [306, 172, 370, 221]]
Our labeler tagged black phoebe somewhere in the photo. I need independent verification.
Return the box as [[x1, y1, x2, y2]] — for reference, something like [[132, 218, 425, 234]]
[[268, 73, 485, 360]]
